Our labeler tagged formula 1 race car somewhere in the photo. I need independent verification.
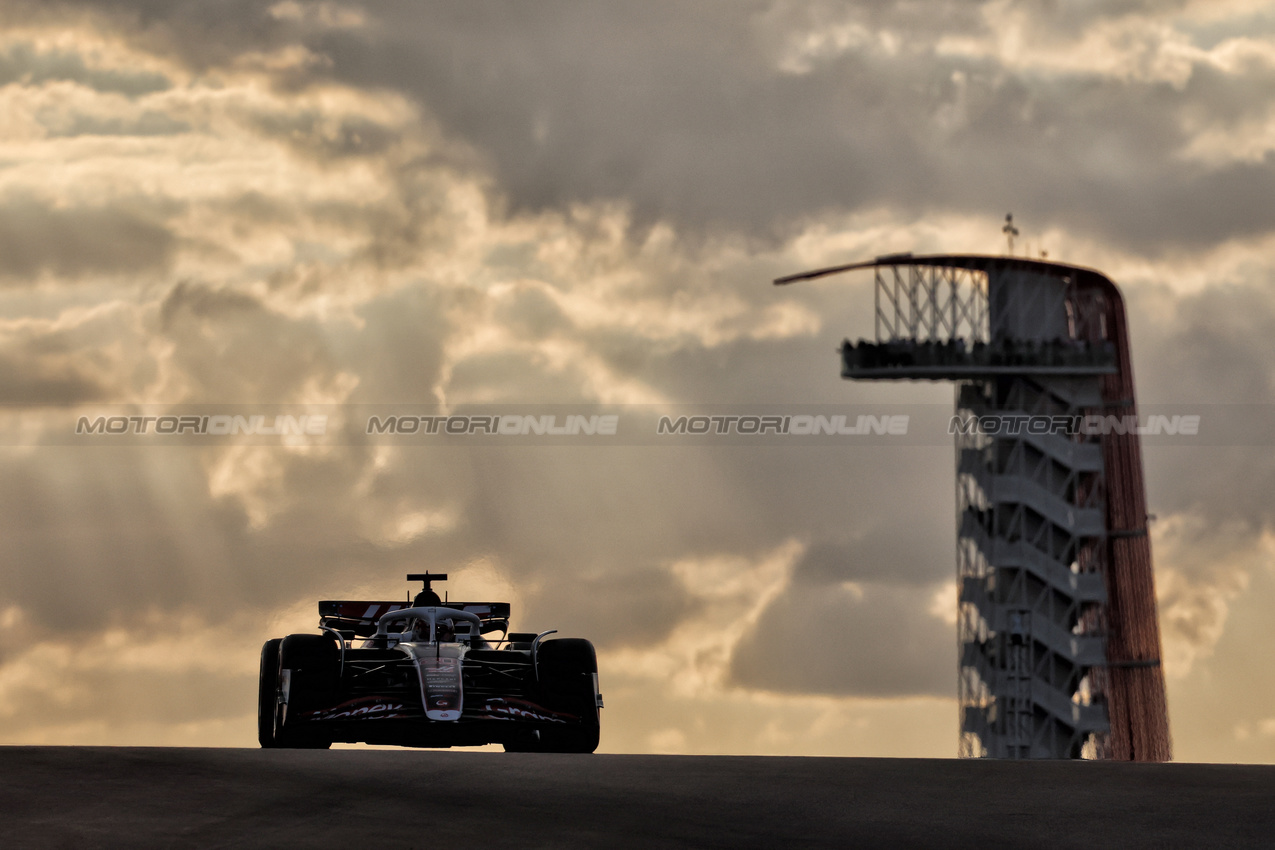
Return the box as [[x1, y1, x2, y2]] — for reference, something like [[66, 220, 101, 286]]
[[258, 574, 602, 752]]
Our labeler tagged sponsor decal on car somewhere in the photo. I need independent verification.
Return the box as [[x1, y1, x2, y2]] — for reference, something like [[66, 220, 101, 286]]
[[303, 697, 414, 722], [478, 697, 575, 724], [419, 656, 463, 721]]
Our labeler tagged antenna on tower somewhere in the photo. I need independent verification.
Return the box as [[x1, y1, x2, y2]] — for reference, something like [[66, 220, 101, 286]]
[[1002, 213, 1019, 256]]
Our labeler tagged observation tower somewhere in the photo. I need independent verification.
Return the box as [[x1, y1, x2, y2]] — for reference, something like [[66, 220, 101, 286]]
[[776, 252, 1171, 760]]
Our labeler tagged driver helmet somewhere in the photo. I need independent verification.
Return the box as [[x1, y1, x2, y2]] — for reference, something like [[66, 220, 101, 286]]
[[435, 620, 457, 642], [411, 618, 432, 641]]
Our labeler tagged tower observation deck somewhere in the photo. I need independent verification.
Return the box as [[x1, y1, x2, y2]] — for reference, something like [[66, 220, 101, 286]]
[[776, 254, 1171, 761]]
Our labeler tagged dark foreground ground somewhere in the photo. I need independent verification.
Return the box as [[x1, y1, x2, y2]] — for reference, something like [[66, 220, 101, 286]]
[[2, 747, 1272, 849]]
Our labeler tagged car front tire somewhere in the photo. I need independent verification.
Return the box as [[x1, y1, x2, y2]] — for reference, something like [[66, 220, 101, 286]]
[[273, 633, 338, 749], [258, 638, 283, 748], [528, 638, 600, 754]]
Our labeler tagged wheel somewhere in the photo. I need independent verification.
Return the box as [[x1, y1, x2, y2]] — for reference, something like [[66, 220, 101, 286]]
[[274, 633, 339, 749], [530, 638, 600, 753], [258, 639, 282, 748]]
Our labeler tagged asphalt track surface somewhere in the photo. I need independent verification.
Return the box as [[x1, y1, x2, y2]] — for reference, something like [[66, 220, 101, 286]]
[[2, 747, 1273, 849]]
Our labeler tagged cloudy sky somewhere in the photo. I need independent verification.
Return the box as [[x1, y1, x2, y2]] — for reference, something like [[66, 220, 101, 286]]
[[2, 0, 1275, 761]]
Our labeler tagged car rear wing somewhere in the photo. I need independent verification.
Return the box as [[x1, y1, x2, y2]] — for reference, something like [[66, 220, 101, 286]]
[[319, 601, 511, 638]]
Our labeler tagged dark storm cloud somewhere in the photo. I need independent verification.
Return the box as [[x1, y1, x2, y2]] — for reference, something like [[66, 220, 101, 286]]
[[443, 349, 596, 403], [0, 40, 171, 95], [46, 110, 190, 139], [0, 196, 175, 282], [300, 3, 1275, 252], [792, 534, 951, 587], [306, 2, 947, 236], [2, 0, 294, 70], [245, 109, 400, 162], [729, 580, 954, 697], [1148, 444, 1275, 538], [0, 351, 105, 405], [345, 282, 467, 401], [158, 281, 340, 401], [1129, 279, 1275, 406], [727, 522, 955, 696], [520, 568, 691, 648], [23, 1, 1275, 254], [1124, 279, 1275, 536], [492, 284, 572, 341]]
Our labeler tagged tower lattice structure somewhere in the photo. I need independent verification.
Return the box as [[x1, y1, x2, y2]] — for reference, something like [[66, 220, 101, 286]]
[[775, 254, 1171, 761]]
